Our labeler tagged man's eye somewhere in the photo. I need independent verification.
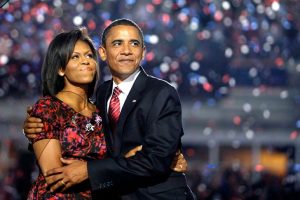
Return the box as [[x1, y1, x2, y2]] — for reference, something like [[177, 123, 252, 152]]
[[131, 41, 140, 46], [113, 42, 121, 46]]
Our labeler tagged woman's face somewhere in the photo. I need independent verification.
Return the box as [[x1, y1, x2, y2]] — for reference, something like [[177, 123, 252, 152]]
[[59, 40, 97, 87]]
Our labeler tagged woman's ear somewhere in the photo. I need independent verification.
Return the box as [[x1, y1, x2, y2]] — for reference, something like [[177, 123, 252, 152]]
[[99, 46, 107, 61], [58, 68, 65, 76]]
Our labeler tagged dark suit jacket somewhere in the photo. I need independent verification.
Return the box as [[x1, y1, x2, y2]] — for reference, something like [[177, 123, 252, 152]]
[[88, 67, 189, 199]]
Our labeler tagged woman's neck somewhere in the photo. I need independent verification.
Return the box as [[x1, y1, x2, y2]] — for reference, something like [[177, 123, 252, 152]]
[[57, 88, 89, 114]]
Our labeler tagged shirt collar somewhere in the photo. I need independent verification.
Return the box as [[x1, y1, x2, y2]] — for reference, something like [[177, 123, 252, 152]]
[[112, 68, 141, 96]]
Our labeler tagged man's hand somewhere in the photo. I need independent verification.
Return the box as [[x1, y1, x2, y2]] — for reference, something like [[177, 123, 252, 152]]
[[171, 151, 187, 172], [45, 158, 88, 192], [125, 146, 187, 172], [23, 106, 44, 138]]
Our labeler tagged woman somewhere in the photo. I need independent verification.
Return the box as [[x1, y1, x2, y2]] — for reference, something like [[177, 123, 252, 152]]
[[27, 27, 105, 199]]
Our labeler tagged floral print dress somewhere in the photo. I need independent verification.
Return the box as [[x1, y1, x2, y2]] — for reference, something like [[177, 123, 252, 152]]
[[27, 95, 106, 200]]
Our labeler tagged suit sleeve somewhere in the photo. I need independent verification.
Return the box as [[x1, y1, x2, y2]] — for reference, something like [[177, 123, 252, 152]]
[[87, 85, 184, 191]]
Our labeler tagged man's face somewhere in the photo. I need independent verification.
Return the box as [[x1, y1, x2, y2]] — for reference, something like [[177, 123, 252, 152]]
[[99, 25, 145, 84]]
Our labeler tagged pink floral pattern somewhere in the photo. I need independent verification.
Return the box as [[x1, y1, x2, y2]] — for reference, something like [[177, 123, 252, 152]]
[[27, 96, 106, 200]]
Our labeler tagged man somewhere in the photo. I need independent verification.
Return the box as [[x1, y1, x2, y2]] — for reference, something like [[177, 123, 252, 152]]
[[24, 18, 194, 199]]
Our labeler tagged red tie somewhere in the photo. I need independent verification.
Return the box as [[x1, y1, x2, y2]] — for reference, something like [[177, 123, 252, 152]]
[[108, 87, 122, 131]]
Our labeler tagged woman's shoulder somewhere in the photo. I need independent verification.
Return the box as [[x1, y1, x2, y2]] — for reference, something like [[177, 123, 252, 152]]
[[32, 95, 62, 116]]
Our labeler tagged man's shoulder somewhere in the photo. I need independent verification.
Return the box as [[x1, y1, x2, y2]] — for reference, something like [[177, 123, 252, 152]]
[[145, 74, 176, 90]]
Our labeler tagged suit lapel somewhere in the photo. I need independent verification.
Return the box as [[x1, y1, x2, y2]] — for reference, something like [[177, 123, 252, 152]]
[[97, 81, 114, 154]]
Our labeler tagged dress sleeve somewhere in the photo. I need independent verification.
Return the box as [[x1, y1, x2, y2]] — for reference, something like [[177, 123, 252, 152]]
[[29, 97, 61, 144]]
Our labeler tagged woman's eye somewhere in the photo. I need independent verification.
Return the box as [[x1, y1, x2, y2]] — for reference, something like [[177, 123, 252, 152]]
[[71, 55, 79, 59], [87, 54, 93, 58]]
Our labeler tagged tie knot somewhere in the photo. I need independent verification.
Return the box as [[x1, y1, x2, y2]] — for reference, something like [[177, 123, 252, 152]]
[[113, 87, 122, 96]]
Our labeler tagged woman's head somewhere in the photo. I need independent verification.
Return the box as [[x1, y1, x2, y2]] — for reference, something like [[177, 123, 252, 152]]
[[42, 27, 99, 97]]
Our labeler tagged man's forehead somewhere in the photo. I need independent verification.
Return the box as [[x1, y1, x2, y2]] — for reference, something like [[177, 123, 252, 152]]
[[106, 25, 141, 40]]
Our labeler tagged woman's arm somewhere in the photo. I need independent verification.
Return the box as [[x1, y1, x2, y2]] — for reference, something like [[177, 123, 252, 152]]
[[33, 139, 63, 178]]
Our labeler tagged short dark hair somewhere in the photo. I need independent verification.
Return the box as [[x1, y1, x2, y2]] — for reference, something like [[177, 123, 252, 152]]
[[101, 18, 144, 47], [42, 27, 99, 98]]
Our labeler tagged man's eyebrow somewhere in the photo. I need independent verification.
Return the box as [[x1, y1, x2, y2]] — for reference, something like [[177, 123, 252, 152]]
[[111, 39, 123, 43], [130, 39, 141, 43]]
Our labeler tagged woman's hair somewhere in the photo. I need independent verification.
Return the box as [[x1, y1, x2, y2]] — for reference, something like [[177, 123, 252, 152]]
[[41, 27, 99, 98]]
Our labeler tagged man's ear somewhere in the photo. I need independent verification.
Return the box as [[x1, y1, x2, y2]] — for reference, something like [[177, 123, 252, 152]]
[[99, 46, 107, 61], [58, 68, 65, 76]]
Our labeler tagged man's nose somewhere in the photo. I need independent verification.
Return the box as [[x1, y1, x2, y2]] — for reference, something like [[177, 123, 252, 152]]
[[121, 44, 132, 54]]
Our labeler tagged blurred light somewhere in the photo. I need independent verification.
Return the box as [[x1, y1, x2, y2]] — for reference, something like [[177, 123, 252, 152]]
[[271, 1, 280, 11], [186, 148, 195, 157], [246, 130, 254, 139], [243, 103, 252, 113], [88, 19, 96, 30], [36, 14, 45, 23], [255, 164, 264, 172], [203, 127, 212, 135], [160, 62, 169, 73], [275, 57, 284, 68], [249, 67, 258, 78], [76, 3, 84, 12], [148, 35, 159, 44], [27, 73, 36, 84], [232, 140, 240, 149], [125, 0, 136, 5], [176, 0, 186, 7], [241, 45, 249, 54], [170, 61, 179, 70], [223, 17, 233, 27], [214, 10, 223, 21], [222, 1, 231, 10], [73, 16, 83, 26], [280, 90, 288, 99], [152, 0, 162, 5], [54, 0, 62, 7], [146, 3, 155, 13], [233, 116, 241, 125], [266, 7, 276, 19], [177, 12, 188, 23], [229, 78, 236, 87], [198, 76, 207, 84], [189, 17, 199, 31], [0, 55, 9, 65], [190, 61, 200, 71], [256, 4, 265, 14], [161, 13, 170, 24], [203, 82, 213, 92], [252, 88, 260, 97], [225, 48, 233, 58], [263, 43, 271, 52], [263, 109, 270, 119], [296, 121, 300, 128], [219, 86, 228, 95], [296, 64, 300, 72], [290, 131, 298, 140], [145, 51, 155, 61]]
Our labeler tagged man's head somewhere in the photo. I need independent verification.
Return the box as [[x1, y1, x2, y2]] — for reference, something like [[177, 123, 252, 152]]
[[101, 18, 145, 48], [99, 18, 146, 84]]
